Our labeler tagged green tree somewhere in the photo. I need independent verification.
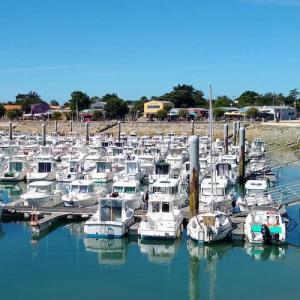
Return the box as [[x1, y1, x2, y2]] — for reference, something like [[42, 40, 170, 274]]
[[50, 100, 60, 106], [178, 108, 188, 119], [156, 109, 168, 120], [213, 96, 232, 107], [133, 97, 147, 114], [102, 93, 119, 102], [68, 91, 90, 111], [104, 98, 129, 120], [93, 110, 103, 121], [0, 104, 5, 119], [213, 108, 225, 120], [6, 109, 23, 120], [15, 91, 43, 113], [236, 91, 260, 107], [52, 111, 62, 120], [245, 107, 259, 118], [160, 84, 206, 108]]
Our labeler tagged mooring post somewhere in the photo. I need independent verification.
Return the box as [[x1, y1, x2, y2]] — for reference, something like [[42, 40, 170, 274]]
[[70, 120, 73, 132], [236, 120, 240, 142], [239, 127, 245, 184], [85, 122, 89, 143], [9, 121, 13, 141], [232, 121, 237, 146], [55, 120, 58, 133], [42, 123, 46, 146], [189, 135, 200, 217], [191, 120, 195, 135], [224, 123, 228, 154], [118, 121, 121, 141]]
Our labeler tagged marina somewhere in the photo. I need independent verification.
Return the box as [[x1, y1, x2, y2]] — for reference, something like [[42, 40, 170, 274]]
[[1, 120, 300, 300]]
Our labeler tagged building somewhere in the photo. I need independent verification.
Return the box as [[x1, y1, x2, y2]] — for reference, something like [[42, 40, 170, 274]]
[[3, 104, 22, 111], [242, 106, 297, 120], [143, 100, 174, 117], [90, 101, 106, 110]]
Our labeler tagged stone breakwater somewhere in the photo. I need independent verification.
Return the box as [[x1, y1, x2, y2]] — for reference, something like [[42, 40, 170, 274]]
[[1, 120, 300, 143]]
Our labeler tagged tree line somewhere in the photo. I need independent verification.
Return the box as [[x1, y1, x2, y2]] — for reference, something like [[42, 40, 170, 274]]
[[1, 85, 299, 120]]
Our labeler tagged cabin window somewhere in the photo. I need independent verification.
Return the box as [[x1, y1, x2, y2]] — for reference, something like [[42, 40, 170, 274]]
[[100, 200, 122, 222], [38, 162, 52, 173], [97, 162, 107, 173], [88, 185, 94, 193], [124, 186, 136, 194], [113, 186, 123, 193], [162, 202, 169, 213], [152, 202, 160, 213], [79, 185, 88, 193], [9, 162, 22, 172]]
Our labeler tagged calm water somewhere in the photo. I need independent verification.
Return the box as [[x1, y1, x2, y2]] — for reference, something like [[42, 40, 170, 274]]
[[1, 167, 300, 300]]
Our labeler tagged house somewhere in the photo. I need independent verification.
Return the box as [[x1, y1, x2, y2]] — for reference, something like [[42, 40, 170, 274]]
[[143, 100, 174, 117], [90, 101, 106, 110], [242, 106, 297, 120], [3, 104, 22, 111]]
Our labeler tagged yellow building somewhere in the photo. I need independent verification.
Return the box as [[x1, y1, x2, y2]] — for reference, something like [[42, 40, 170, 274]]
[[143, 100, 174, 117]]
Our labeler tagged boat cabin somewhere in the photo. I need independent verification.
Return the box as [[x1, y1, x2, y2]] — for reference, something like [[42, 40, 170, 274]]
[[112, 180, 140, 194], [69, 180, 95, 193], [245, 180, 268, 196], [27, 181, 54, 193]]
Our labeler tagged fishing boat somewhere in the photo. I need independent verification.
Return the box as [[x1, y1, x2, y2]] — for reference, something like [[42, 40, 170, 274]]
[[236, 179, 274, 212], [56, 159, 85, 182], [244, 209, 286, 244], [187, 211, 231, 243], [0, 157, 29, 182], [90, 161, 114, 183], [62, 180, 100, 207], [111, 178, 143, 210], [27, 155, 57, 182], [138, 195, 183, 240], [150, 177, 187, 208], [84, 197, 134, 238], [20, 181, 63, 207]]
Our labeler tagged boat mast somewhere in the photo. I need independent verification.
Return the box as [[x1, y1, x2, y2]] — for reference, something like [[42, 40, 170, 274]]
[[209, 85, 214, 211]]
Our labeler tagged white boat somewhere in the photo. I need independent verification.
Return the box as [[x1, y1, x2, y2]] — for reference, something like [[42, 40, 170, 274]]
[[151, 177, 187, 208], [27, 155, 57, 182], [84, 197, 134, 238], [138, 195, 183, 240], [0, 158, 29, 182], [56, 159, 85, 182], [62, 180, 100, 207], [236, 179, 273, 212], [111, 179, 143, 210], [199, 176, 230, 210], [244, 209, 286, 244], [187, 211, 231, 243], [20, 181, 63, 207], [90, 161, 114, 183]]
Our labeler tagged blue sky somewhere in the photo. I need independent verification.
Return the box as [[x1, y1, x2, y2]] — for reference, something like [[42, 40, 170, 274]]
[[0, 0, 299, 103]]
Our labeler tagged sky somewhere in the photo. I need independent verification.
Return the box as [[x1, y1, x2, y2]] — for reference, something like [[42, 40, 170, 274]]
[[0, 0, 300, 103]]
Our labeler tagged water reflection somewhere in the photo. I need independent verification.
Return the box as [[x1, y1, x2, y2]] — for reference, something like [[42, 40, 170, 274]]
[[245, 244, 287, 260], [138, 239, 180, 264], [187, 240, 233, 300], [84, 238, 129, 266], [0, 223, 4, 238], [286, 203, 300, 246]]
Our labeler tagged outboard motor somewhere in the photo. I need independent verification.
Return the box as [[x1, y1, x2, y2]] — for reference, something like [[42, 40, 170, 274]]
[[261, 224, 271, 244]]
